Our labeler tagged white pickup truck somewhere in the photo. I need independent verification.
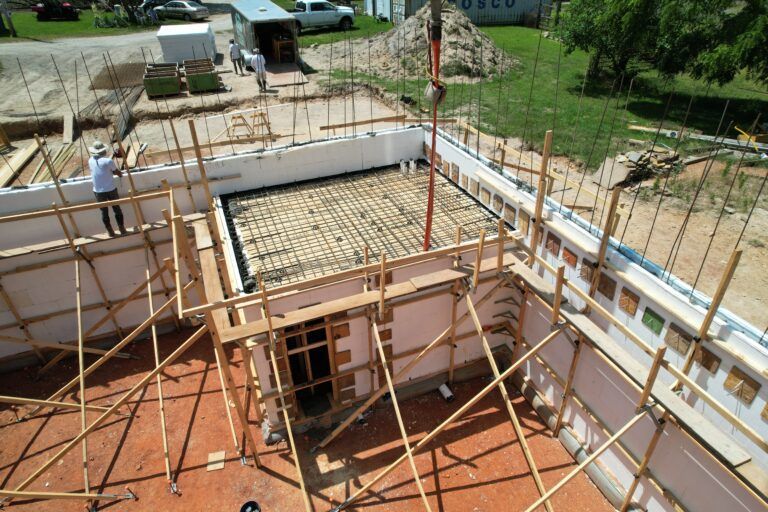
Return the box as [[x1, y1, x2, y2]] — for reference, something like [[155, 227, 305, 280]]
[[290, 1, 355, 32]]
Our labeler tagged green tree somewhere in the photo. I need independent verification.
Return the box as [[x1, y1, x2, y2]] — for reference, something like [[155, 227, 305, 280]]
[[559, 0, 768, 86]]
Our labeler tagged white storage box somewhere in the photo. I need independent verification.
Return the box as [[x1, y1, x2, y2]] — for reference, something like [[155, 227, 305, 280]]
[[156, 23, 217, 63]]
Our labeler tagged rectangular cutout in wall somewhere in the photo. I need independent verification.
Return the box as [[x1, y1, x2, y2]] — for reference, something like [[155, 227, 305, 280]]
[[579, 258, 595, 282], [480, 188, 491, 205], [642, 307, 665, 335], [664, 322, 693, 354], [335, 349, 351, 366], [618, 287, 640, 317], [378, 328, 392, 342], [470, 179, 480, 197], [337, 373, 355, 390], [724, 366, 760, 405], [545, 232, 561, 256], [693, 346, 721, 374], [519, 210, 530, 236], [762, 403, 768, 422], [562, 247, 577, 268], [379, 308, 394, 324], [339, 388, 356, 403], [597, 273, 617, 300], [332, 323, 351, 340], [461, 173, 468, 190], [450, 163, 460, 183], [493, 194, 503, 212], [503, 204, 516, 224]]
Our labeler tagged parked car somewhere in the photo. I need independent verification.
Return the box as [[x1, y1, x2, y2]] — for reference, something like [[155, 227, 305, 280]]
[[31, 0, 79, 21], [153, 0, 209, 21], [290, 1, 354, 32]]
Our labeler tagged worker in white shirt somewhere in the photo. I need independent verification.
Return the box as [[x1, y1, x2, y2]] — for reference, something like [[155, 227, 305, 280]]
[[251, 47, 267, 92], [88, 140, 127, 237], [229, 39, 244, 75]]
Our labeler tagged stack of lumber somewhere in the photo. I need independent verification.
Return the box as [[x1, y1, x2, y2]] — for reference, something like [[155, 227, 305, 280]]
[[29, 143, 78, 184], [0, 144, 38, 188]]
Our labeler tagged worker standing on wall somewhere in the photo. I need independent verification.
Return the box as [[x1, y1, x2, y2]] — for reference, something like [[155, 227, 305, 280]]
[[88, 141, 127, 237], [229, 39, 244, 75], [252, 47, 267, 92]]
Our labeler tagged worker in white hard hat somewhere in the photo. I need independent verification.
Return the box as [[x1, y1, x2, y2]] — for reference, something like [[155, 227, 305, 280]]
[[251, 47, 267, 92], [88, 140, 127, 237]]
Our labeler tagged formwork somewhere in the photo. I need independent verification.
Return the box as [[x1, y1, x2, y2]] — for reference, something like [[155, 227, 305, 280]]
[[0, 124, 766, 512]]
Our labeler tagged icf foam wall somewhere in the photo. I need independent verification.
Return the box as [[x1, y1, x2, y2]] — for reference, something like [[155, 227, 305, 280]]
[[426, 127, 768, 510], [0, 128, 424, 361], [242, 247, 510, 425]]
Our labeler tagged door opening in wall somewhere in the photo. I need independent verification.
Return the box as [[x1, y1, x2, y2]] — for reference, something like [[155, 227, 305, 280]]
[[287, 319, 334, 418]]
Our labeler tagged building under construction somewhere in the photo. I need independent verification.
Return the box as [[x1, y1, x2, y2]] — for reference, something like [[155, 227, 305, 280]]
[[0, 0, 766, 508], [0, 112, 766, 512]]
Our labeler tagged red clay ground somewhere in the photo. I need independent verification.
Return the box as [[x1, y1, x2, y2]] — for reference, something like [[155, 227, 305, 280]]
[[0, 329, 613, 512]]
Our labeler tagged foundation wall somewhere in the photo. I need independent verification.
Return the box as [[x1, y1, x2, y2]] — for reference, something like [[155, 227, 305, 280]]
[[519, 297, 765, 512], [427, 128, 768, 472], [0, 129, 423, 361], [244, 247, 511, 424]]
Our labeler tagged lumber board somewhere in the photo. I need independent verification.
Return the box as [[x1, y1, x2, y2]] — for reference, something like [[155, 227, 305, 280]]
[[62, 114, 74, 144], [221, 252, 516, 343], [505, 261, 753, 470], [0, 144, 38, 187], [0, 212, 205, 260]]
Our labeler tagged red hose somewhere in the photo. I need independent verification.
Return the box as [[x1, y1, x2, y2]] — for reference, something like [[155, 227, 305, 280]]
[[423, 38, 441, 252]]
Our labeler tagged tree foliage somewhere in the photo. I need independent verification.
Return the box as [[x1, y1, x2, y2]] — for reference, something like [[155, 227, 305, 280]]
[[559, 0, 768, 86]]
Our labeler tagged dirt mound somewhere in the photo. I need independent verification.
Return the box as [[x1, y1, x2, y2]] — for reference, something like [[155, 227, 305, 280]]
[[368, 5, 513, 79]]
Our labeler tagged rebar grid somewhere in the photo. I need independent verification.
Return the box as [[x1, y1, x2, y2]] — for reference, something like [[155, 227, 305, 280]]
[[224, 165, 499, 286]]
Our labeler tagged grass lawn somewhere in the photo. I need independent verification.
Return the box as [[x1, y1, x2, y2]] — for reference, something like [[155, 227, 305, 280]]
[[477, 26, 768, 166], [0, 11, 185, 42], [330, 25, 768, 169], [297, 15, 392, 46]]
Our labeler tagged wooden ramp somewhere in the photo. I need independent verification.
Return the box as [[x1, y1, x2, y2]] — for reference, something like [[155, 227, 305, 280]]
[[265, 63, 308, 87]]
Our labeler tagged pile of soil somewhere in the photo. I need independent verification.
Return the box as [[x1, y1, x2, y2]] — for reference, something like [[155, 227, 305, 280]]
[[367, 5, 513, 79]]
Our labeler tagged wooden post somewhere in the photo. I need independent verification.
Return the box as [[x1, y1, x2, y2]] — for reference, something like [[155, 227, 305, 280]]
[[619, 419, 667, 512], [144, 248, 174, 488], [315, 282, 504, 450], [74, 259, 90, 502], [588, 188, 622, 300], [551, 266, 565, 325], [523, 410, 648, 512], [472, 228, 486, 291], [372, 321, 434, 512], [449, 226, 462, 384], [167, 118, 198, 211], [125, 187, 180, 329], [529, 130, 553, 265], [553, 337, 583, 437], [497, 218, 505, 273], [465, 290, 554, 512], [258, 275, 312, 512], [676, 249, 742, 387], [10, 327, 209, 498], [186, 218, 262, 467], [514, 287, 529, 360], [336, 326, 566, 511], [378, 251, 386, 320], [187, 119, 215, 211], [637, 346, 667, 412], [363, 247, 375, 398]]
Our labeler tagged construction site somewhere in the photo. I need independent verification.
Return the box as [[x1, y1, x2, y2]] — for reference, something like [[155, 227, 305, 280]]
[[0, 1, 767, 511]]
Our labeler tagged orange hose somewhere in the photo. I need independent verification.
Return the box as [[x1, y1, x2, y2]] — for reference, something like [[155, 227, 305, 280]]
[[423, 38, 441, 251]]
